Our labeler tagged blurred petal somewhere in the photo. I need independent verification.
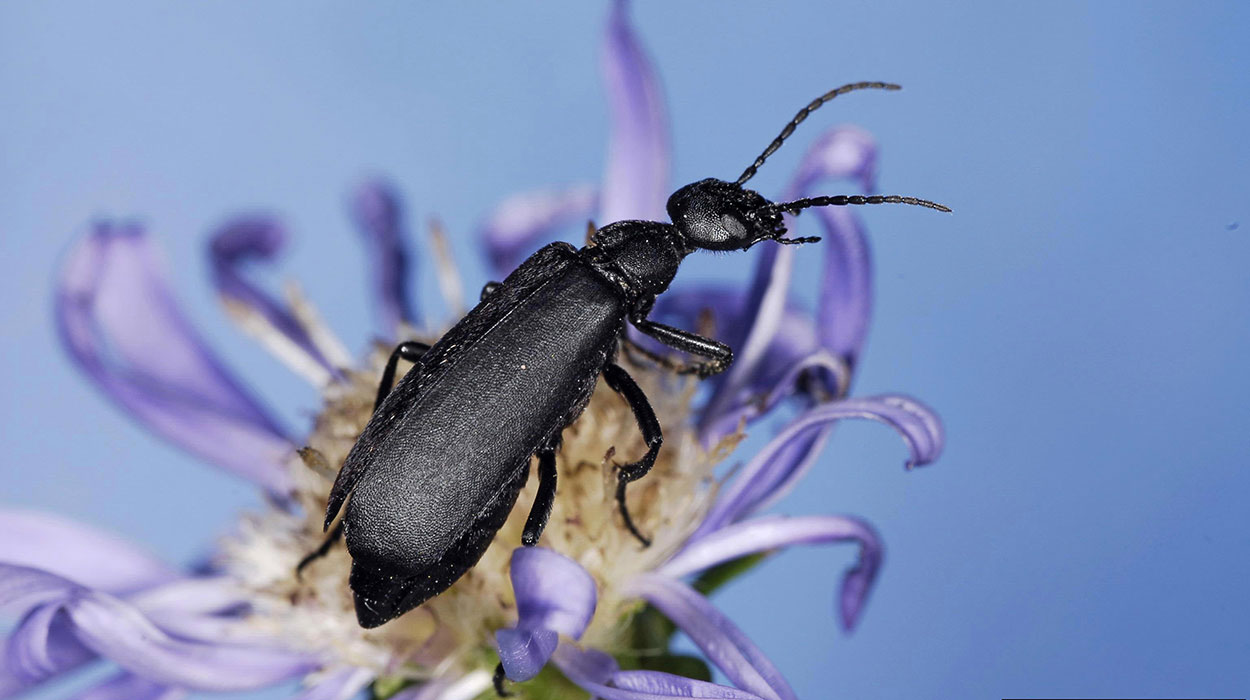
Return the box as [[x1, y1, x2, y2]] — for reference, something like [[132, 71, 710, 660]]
[[625, 576, 794, 700], [509, 547, 596, 638], [554, 646, 763, 700], [661, 515, 883, 631], [4, 601, 95, 694], [350, 178, 418, 331], [70, 672, 184, 700], [292, 667, 373, 700], [478, 185, 597, 275], [0, 564, 312, 692], [494, 627, 558, 682], [390, 670, 492, 700], [56, 223, 294, 496], [600, 0, 669, 223], [209, 215, 338, 379], [789, 125, 878, 195], [697, 396, 944, 537], [0, 510, 175, 594]]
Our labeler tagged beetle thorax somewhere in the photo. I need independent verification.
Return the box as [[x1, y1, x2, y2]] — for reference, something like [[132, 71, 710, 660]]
[[584, 220, 688, 305]]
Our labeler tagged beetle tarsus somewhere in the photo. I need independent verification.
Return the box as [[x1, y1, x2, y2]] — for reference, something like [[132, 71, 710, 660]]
[[616, 480, 652, 548], [493, 663, 514, 697]]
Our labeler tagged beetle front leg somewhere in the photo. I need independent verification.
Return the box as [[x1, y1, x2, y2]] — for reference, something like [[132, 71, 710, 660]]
[[521, 444, 558, 547], [630, 317, 733, 379], [374, 340, 431, 411], [603, 363, 662, 547]]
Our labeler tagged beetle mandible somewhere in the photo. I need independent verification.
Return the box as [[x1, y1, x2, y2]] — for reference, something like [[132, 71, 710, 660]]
[[299, 81, 950, 629]]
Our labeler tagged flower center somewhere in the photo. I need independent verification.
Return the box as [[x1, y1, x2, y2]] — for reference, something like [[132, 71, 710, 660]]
[[220, 334, 741, 683]]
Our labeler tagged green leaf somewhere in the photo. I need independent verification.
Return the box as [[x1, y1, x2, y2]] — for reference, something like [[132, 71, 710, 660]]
[[691, 551, 769, 596]]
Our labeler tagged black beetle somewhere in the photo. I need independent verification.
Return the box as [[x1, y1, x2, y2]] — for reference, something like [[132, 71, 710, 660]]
[[300, 82, 949, 629]]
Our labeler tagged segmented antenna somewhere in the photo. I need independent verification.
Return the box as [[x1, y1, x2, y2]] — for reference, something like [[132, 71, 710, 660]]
[[735, 82, 901, 186], [772, 194, 952, 214]]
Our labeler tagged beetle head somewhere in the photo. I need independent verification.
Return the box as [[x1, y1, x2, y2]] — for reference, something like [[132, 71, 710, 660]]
[[667, 178, 791, 252]]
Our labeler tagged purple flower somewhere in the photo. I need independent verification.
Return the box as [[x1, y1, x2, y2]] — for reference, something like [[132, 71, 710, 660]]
[[4, 2, 943, 699]]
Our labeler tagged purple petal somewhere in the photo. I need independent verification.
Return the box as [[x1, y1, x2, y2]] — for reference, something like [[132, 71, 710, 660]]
[[794, 127, 879, 371], [0, 564, 312, 692], [554, 646, 764, 700], [697, 243, 794, 438], [660, 515, 883, 631], [0, 510, 176, 594], [70, 672, 184, 700], [789, 125, 878, 195], [56, 223, 295, 496], [4, 600, 96, 693], [478, 185, 597, 275], [509, 547, 597, 639], [495, 627, 559, 682], [495, 547, 597, 682], [600, 0, 669, 223], [209, 215, 339, 376], [350, 178, 418, 331], [292, 667, 373, 700], [624, 576, 795, 700], [696, 396, 944, 538], [701, 127, 880, 434], [700, 350, 849, 444]]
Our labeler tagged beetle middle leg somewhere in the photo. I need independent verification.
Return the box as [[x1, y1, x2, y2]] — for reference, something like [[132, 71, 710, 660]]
[[521, 442, 559, 547], [631, 317, 733, 379], [603, 363, 662, 547]]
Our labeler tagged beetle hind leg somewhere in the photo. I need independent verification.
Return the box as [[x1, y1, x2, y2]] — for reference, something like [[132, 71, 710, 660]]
[[521, 442, 559, 547], [374, 340, 432, 411], [296, 519, 344, 579], [603, 363, 662, 547]]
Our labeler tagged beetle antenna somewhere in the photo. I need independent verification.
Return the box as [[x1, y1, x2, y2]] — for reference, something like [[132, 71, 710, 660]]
[[772, 194, 952, 214], [735, 82, 901, 186], [777, 235, 823, 245]]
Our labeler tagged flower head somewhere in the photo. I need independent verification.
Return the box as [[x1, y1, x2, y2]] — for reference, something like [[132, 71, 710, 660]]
[[1, 3, 943, 699]]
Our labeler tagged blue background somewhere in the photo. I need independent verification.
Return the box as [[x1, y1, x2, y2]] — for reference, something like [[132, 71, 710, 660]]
[[3, 2, 1248, 698]]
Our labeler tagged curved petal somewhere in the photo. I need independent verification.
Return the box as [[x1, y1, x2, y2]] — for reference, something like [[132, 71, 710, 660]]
[[652, 288, 847, 443], [509, 547, 597, 639], [660, 515, 882, 631], [0, 510, 176, 594], [494, 627, 558, 683], [70, 672, 184, 700], [554, 645, 763, 700], [478, 185, 597, 275], [789, 125, 878, 195], [696, 396, 944, 538], [0, 564, 312, 693], [624, 576, 794, 700], [701, 127, 881, 434], [56, 223, 294, 496], [4, 602, 95, 695], [209, 215, 339, 382], [495, 547, 597, 682], [292, 667, 373, 700], [350, 178, 418, 332], [600, 0, 669, 223]]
